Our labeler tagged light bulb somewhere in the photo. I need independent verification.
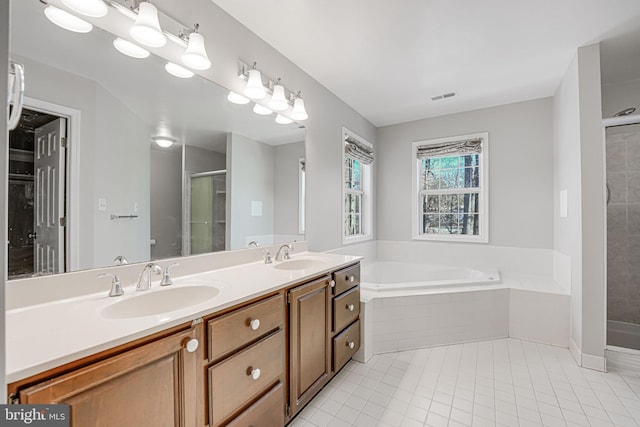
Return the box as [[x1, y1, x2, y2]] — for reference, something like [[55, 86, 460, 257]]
[[182, 32, 211, 70], [244, 69, 267, 99], [153, 136, 175, 148], [113, 38, 150, 59], [291, 97, 309, 121], [61, 0, 108, 17], [227, 91, 250, 105], [269, 84, 288, 111], [44, 5, 93, 33], [276, 114, 293, 124], [165, 62, 194, 79], [253, 104, 273, 115], [130, 2, 166, 48]]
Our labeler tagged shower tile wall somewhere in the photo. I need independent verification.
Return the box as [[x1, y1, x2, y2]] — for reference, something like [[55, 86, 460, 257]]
[[607, 125, 640, 326]]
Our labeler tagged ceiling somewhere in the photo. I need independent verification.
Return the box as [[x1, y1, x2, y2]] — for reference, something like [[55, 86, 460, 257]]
[[211, 0, 640, 127]]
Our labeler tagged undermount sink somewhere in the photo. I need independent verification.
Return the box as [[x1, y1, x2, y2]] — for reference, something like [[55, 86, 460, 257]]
[[272, 257, 328, 271], [101, 285, 220, 319]]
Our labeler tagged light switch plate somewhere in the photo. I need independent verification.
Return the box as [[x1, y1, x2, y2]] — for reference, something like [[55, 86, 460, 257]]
[[98, 198, 107, 212]]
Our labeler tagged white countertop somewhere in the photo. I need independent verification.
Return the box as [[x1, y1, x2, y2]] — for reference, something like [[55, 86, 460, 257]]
[[6, 252, 361, 383]]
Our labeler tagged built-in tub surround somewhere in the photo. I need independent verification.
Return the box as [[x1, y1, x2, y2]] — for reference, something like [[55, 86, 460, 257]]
[[6, 242, 361, 382]]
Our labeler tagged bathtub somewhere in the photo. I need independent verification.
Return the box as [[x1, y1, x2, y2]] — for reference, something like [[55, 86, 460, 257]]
[[360, 261, 501, 296]]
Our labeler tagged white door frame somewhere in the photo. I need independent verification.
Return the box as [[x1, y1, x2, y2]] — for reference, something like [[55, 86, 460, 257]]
[[602, 114, 640, 352], [22, 97, 81, 272]]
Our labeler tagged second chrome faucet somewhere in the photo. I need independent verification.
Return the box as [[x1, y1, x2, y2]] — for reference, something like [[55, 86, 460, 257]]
[[136, 262, 162, 291]]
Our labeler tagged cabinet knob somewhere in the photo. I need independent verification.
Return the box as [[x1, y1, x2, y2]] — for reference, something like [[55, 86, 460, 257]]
[[347, 341, 355, 349], [249, 368, 261, 380], [249, 318, 261, 330], [185, 338, 199, 353], [346, 304, 355, 312], [330, 280, 335, 288], [348, 275, 355, 283]]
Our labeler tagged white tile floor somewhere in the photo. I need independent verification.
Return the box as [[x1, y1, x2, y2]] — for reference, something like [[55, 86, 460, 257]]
[[290, 338, 640, 427]]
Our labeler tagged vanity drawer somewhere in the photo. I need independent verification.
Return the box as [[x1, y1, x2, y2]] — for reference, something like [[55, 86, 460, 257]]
[[208, 293, 284, 361], [333, 286, 360, 333], [333, 319, 360, 372], [225, 382, 284, 427], [209, 330, 284, 426], [333, 264, 360, 295]]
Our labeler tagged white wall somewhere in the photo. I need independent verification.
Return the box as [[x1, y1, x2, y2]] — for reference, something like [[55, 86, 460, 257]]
[[154, 0, 377, 252], [228, 133, 275, 249], [601, 78, 640, 119], [376, 97, 554, 249], [274, 141, 305, 239], [150, 146, 182, 259], [553, 44, 606, 369], [553, 55, 583, 352]]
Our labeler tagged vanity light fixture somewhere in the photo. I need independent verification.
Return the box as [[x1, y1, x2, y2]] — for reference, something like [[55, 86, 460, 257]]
[[290, 92, 309, 121], [61, 0, 108, 18], [253, 103, 273, 115], [165, 62, 194, 78], [130, 1, 167, 48], [152, 136, 176, 148], [269, 79, 289, 111], [244, 63, 267, 100], [227, 91, 250, 105], [181, 24, 211, 70], [275, 114, 293, 125], [113, 38, 150, 59], [44, 5, 93, 33]]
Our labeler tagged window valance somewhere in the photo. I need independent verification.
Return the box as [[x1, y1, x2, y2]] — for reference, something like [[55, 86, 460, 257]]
[[416, 138, 482, 159], [345, 135, 374, 165]]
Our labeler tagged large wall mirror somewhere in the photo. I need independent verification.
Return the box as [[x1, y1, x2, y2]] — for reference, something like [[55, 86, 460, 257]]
[[8, 0, 306, 279]]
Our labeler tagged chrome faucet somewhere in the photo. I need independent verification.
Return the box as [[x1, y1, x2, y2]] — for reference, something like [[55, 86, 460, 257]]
[[248, 241, 259, 248], [263, 249, 273, 264], [136, 262, 162, 291], [98, 273, 124, 297], [275, 244, 293, 261], [113, 255, 128, 265], [160, 262, 179, 286]]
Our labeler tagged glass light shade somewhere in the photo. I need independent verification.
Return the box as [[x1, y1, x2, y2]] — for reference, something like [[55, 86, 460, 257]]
[[165, 62, 194, 79], [269, 84, 288, 111], [291, 97, 309, 120], [130, 2, 166, 48], [253, 104, 273, 115], [182, 32, 211, 70], [275, 114, 293, 124], [61, 0, 108, 17], [44, 6, 93, 33], [244, 69, 267, 99], [153, 137, 175, 148], [113, 38, 150, 59], [227, 91, 250, 105]]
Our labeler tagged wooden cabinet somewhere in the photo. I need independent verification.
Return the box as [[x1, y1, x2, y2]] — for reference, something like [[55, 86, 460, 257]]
[[288, 275, 332, 419], [206, 293, 285, 426], [16, 326, 202, 427], [331, 264, 361, 373]]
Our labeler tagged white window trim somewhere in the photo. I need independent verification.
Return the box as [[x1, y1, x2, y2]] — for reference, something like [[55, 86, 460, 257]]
[[342, 127, 373, 245], [411, 132, 489, 243]]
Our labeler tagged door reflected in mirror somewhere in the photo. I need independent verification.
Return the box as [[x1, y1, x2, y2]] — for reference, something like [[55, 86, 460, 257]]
[[7, 0, 306, 279]]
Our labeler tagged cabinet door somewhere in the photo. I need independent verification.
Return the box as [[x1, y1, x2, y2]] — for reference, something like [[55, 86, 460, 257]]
[[19, 327, 201, 427], [288, 275, 332, 417]]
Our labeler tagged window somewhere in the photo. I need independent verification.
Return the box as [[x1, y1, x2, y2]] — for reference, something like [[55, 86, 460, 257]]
[[412, 132, 489, 243], [343, 128, 373, 243]]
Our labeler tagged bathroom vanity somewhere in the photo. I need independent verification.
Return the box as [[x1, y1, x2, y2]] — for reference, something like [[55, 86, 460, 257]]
[[6, 253, 361, 426]]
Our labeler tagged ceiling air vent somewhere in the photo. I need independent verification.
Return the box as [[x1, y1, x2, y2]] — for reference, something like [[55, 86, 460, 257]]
[[431, 92, 457, 101]]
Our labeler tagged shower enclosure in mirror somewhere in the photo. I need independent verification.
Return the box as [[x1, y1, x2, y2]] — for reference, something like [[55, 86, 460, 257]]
[[606, 122, 640, 351], [8, 0, 306, 279]]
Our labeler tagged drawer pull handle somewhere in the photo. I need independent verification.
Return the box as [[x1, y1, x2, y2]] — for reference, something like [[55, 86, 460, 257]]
[[346, 304, 355, 312], [249, 368, 261, 380], [347, 275, 355, 283], [185, 338, 199, 353], [330, 280, 335, 288], [346, 341, 355, 349], [250, 318, 261, 330]]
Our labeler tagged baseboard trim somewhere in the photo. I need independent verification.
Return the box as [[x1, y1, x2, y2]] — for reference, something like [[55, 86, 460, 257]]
[[569, 338, 581, 365], [582, 352, 607, 372]]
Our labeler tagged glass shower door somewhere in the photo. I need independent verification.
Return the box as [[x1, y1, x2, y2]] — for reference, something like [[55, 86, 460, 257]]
[[189, 172, 226, 254]]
